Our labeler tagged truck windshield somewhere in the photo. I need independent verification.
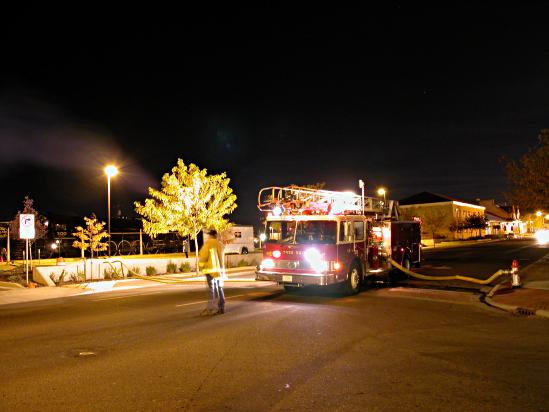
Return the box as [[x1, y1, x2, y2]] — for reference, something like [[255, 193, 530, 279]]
[[266, 221, 336, 244]]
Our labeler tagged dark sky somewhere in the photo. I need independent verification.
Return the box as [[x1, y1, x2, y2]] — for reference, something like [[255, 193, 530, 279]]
[[1, 4, 548, 225]]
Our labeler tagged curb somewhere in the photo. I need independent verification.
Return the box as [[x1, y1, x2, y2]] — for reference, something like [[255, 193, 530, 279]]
[[422, 238, 506, 250], [484, 282, 549, 319], [0, 280, 24, 289]]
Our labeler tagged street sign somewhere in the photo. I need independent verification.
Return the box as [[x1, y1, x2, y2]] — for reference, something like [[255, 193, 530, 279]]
[[20, 214, 35, 239]]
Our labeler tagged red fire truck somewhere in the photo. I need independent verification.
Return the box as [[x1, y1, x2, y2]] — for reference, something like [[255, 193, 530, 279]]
[[255, 185, 421, 294]]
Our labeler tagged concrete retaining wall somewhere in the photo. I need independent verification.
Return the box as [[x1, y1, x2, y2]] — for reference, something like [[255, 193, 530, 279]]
[[225, 252, 262, 268], [33, 252, 263, 286]]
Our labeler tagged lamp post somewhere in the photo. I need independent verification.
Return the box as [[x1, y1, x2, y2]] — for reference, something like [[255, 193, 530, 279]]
[[105, 165, 118, 257], [377, 187, 386, 206], [359, 179, 365, 215], [536, 210, 543, 229]]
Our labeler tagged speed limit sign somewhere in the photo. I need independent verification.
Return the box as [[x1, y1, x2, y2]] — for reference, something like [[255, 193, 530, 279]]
[[20, 214, 35, 239]]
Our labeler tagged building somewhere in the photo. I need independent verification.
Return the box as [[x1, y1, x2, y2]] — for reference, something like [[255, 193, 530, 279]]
[[479, 199, 525, 237], [399, 192, 486, 244]]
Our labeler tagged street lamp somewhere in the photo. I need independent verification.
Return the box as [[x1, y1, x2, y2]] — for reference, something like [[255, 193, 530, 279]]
[[259, 233, 266, 248], [51, 239, 61, 259], [377, 187, 386, 206], [105, 165, 118, 257], [359, 179, 365, 215]]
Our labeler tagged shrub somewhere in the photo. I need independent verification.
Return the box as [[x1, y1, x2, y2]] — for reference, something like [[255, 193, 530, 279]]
[[104, 267, 123, 280], [130, 266, 141, 276], [146, 266, 157, 276], [103, 269, 112, 280], [9, 275, 22, 283], [70, 272, 85, 283], [237, 259, 249, 267], [166, 261, 178, 273], [75, 267, 86, 282], [113, 267, 122, 279], [56, 270, 67, 285], [179, 262, 191, 273]]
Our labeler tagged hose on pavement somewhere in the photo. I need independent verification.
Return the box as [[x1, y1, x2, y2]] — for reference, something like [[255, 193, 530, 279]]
[[388, 258, 510, 285]]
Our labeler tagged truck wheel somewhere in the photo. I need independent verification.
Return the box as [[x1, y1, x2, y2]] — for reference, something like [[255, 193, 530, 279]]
[[399, 258, 411, 278], [344, 262, 361, 295], [241, 247, 248, 254], [284, 285, 298, 293]]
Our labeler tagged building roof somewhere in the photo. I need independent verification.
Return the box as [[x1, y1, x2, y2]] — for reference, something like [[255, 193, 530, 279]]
[[399, 191, 477, 206], [479, 199, 513, 220]]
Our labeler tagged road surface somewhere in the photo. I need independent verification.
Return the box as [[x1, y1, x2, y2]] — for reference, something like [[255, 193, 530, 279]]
[[1, 258, 548, 411]]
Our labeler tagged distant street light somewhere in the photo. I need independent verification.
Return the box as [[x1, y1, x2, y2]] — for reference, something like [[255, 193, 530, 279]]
[[51, 240, 61, 258], [105, 165, 119, 257], [259, 233, 266, 248], [377, 187, 387, 206]]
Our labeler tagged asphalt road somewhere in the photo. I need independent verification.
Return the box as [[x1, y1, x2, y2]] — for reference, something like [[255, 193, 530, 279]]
[[419, 239, 548, 276], [1, 265, 549, 411], [398, 239, 549, 291]]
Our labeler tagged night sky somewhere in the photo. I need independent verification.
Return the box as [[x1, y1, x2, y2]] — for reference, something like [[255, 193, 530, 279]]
[[1, 4, 548, 226]]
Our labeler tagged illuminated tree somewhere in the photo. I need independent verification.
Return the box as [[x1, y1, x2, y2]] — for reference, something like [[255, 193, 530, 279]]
[[72, 214, 109, 258], [502, 130, 549, 212], [134, 159, 237, 273]]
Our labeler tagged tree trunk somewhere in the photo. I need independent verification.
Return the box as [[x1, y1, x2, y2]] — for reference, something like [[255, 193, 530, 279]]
[[193, 225, 200, 276]]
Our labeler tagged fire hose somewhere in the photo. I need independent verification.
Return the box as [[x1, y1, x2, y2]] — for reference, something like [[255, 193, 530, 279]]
[[109, 260, 225, 285], [110, 259, 511, 287], [388, 258, 511, 285]]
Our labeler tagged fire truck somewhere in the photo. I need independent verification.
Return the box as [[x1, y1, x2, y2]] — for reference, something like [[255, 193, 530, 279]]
[[255, 185, 421, 294]]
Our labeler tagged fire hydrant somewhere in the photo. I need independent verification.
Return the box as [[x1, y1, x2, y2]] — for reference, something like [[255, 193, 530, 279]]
[[511, 259, 521, 288]]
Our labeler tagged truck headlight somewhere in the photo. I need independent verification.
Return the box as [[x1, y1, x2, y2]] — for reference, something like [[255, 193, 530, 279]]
[[304, 248, 328, 272], [260, 258, 275, 270]]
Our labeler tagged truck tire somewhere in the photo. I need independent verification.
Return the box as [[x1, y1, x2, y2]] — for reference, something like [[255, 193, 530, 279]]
[[241, 247, 249, 254], [344, 262, 361, 295], [284, 285, 299, 293], [399, 258, 411, 278]]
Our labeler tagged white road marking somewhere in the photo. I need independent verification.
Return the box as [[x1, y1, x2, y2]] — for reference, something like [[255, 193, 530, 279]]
[[175, 293, 249, 307], [505, 245, 533, 254], [93, 291, 164, 301]]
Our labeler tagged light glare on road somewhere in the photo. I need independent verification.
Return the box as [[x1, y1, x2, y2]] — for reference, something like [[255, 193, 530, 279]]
[[535, 229, 549, 245]]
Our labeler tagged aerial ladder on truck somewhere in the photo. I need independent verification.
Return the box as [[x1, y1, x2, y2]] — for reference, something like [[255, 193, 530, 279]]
[[257, 185, 399, 219]]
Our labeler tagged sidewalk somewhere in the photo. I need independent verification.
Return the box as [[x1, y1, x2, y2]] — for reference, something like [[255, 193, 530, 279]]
[[486, 253, 549, 318], [0, 267, 258, 306]]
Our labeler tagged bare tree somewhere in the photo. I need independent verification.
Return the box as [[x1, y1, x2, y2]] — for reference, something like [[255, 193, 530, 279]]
[[502, 130, 549, 212]]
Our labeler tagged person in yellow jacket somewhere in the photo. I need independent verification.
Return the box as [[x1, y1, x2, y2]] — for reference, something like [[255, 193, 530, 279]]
[[199, 229, 226, 315]]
